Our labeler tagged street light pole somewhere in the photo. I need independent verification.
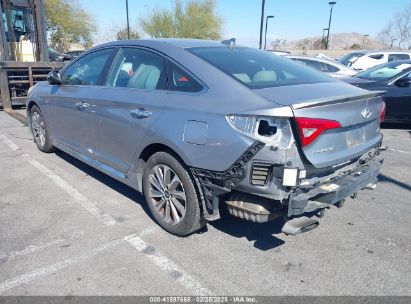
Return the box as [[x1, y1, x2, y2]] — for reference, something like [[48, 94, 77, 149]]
[[326, 1, 336, 50], [322, 28, 328, 48], [322, 28, 328, 40], [126, 0, 130, 39], [362, 34, 369, 49], [264, 15, 274, 50], [259, 0, 266, 49]]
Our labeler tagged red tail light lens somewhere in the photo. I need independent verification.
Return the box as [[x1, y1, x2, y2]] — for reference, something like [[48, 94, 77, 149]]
[[380, 101, 386, 123], [295, 117, 341, 147]]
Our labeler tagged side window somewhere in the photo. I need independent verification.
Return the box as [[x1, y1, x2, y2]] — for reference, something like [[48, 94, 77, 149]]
[[168, 62, 202, 92], [368, 54, 384, 60], [388, 54, 410, 62], [106, 48, 166, 90], [401, 71, 411, 80], [301, 59, 323, 71], [323, 63, 339, 72], [61, 49, 113, 85]]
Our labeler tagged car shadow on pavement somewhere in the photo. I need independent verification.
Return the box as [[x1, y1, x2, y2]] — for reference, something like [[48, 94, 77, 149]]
[[379, 174, 411, 192], [55, 150, 155, 222], [56, 150, 286, 249], [208, 206, 286, 251]]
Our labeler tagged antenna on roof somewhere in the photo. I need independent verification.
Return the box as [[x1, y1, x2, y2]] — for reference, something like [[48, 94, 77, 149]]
[[222, 38, 236, 48]]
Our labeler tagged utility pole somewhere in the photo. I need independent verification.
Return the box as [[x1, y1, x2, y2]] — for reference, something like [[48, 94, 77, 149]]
[[326, 2, 336, 50], [322, 28, 328, 48], [126, 0, 130, 39], [259, 0, 266, 49], [362, 34, 369, 49]]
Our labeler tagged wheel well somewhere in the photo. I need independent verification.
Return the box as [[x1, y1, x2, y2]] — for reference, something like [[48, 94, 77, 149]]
[[135, 143, 188, 192], [27, 101, 37, 114], [139, 143, 184, 163], [137, 143, 205, 218]]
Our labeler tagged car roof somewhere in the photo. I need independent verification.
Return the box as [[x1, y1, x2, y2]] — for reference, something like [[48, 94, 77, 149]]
[[95, 38, 227, 50], [349, 50, 411, 55], [360, 59, 411, 73]]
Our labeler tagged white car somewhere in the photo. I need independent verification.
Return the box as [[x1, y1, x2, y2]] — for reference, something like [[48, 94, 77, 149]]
[[339, 51, 411, 71], [286, 55, 357, 78]]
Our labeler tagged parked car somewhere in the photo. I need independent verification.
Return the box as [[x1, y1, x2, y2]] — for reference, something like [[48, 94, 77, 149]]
[[286, 55, 357, 78], [27, 39, 384, 236], [339, 51, 411, 71], [48, 47, 71, 62], [342, 60, 411, 123]]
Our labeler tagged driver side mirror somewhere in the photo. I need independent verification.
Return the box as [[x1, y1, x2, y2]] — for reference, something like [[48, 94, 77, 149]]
[[47, 70, 62, 85], [394, 78, 411, 87]]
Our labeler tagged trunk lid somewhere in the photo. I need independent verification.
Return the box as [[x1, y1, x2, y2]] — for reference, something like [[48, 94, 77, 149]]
[[253, 82, 384, 168]]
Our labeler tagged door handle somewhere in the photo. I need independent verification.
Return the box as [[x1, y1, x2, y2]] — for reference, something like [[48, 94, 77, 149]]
[[130, 109, 152, 119], [75, 102, 90, 110]]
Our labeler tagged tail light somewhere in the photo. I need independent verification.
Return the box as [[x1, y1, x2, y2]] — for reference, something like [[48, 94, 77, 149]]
[[380, 101, 386, 123], [226, 115, 293, 149], [295, 117, 341, 147]]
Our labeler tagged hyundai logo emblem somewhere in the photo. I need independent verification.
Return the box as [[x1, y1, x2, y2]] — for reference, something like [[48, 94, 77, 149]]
[[361, 107, 372, 119]]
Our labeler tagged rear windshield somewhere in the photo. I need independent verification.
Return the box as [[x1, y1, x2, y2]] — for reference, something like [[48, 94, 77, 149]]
[[356, 60, 411, 81], [187, 47, 335, 89]]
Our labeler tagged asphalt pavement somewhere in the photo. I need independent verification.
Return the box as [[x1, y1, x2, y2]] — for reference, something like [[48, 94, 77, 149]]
[[0, 111, 410, 296]]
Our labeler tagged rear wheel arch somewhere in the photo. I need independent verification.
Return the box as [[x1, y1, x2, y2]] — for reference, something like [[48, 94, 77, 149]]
[[135, 143, 202, 203], [138, 143, 191, 168]]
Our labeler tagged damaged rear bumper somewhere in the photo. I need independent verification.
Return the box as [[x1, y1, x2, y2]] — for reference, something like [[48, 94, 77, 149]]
[[191, 139, 384, 224], [287, 155, 383, 217]]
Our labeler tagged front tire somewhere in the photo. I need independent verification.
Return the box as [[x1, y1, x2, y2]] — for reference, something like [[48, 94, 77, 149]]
[[143, 152, 204, 236], [30, 105, 55, 153]]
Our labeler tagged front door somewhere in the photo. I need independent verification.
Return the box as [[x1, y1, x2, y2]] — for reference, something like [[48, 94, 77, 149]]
[[48, 48, 115, 153]]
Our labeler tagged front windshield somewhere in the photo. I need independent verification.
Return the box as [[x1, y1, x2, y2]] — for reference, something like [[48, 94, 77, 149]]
[[339, 52, 365, 66], [356, 61, 411, 81], [188, 47, 335, 89]]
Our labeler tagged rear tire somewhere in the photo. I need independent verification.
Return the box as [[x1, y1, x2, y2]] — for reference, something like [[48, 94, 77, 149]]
[[30, 105, 55, 153], [143, 151, 204, 236]]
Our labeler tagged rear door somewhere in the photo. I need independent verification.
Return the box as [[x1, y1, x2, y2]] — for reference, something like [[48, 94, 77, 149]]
[[87, 47, 168, 174], [49, 48, 114, 153]]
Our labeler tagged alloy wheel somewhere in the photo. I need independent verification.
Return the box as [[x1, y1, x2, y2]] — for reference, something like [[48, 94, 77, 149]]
[[148, 164, 187, 225], [31, 111, 46, 147]]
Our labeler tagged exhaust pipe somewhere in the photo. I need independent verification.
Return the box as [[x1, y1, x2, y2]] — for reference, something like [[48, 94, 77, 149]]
[[281, 216, 319, 235]]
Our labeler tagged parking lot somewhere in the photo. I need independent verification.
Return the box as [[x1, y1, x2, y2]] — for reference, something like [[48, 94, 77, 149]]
[[0, 110, 410, 296]]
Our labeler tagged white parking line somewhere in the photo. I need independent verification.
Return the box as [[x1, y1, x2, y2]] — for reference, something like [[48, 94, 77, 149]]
[[1, 133, 212, 295], [0, 238, 123, 294], [0, 134, 117, 227], [388, 148, 411, 155], [0, 134, 19, 151], [125, 234, 214, 296], [0, 232, 83, 262], [22, 154, 117, 227]]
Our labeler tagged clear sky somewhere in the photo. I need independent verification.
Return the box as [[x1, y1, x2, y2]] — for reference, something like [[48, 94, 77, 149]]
[[78, 0, 410, 47]]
